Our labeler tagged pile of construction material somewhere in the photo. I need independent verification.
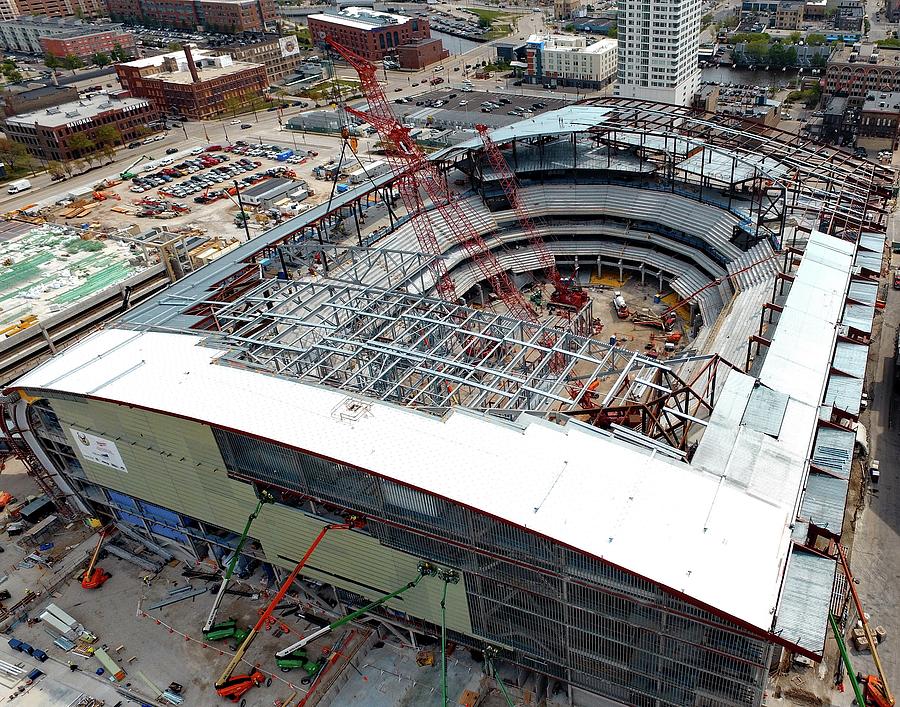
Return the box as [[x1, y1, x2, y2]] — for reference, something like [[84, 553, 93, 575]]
[[0, 223, 143, 326], [852, 621, 888, 652]]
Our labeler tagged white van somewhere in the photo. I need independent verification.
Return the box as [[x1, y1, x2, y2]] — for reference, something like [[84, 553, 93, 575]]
[[6, 179, 31, 194]]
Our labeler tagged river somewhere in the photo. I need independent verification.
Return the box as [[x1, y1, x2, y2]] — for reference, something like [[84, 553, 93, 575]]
[[700, 65, 808, 88], [432, 30, 482, 56]]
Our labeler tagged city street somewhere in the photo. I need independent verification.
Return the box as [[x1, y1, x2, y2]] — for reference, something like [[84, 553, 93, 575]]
[[845, 218, 900, 696]]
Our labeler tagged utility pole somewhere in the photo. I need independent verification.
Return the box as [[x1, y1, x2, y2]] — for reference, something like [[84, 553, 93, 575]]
[[233, 180, 252, 243]]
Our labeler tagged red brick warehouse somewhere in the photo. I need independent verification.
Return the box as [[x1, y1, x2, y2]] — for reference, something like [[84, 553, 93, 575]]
[[307, 7, 435, 63]]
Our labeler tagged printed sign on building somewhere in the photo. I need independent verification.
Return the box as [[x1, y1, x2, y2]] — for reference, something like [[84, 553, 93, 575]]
[[71, 428, 127, 473], [279, 36, 300, 58]]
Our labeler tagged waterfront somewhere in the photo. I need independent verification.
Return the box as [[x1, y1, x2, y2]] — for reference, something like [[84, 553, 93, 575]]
[[433, 30, 482, 55]]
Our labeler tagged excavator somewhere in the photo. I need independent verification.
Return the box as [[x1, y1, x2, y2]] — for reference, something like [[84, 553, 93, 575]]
[[80, 528, 111, 590]]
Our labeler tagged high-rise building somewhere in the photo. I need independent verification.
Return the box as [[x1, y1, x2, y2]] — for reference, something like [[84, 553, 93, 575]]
[[614, 0, 702, 106]]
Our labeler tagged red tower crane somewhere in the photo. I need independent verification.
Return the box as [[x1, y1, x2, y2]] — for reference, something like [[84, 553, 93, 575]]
[[474, 124, 589, 312], [324, 37, 538, 322]]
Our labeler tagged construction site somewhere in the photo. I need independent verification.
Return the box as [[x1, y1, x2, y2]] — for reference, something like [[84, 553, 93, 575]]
[[0, 36, 897, 707]]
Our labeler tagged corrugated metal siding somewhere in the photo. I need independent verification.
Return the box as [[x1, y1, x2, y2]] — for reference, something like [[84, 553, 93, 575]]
[[858, 232, 885, 254], [799, 472, 847, 535], [853, 249, 882, 273], [256, 504, 474, 634], [774, 549, 835, 656], [847, 281, 878, 306], [824, 375, 863, 417], [741, 385, 788, 437], [843, 302, 874, 334], [832, 341, 868, 378], [811, 427, 854, 479]]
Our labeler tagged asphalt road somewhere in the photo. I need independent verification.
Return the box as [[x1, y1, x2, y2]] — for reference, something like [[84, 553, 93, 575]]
[[843, 217, 900, 697]]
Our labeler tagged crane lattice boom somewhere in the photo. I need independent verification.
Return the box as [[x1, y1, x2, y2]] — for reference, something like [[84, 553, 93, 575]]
[[474, 125, 587, 312], [325, 36, 537, 321]]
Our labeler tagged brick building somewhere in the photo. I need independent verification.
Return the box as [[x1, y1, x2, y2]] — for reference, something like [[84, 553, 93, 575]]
[[116, 47, 268, 120], [0, 0, 104, 20], [106, 0, 276, 34], [307, 7, 434, 63], [213, 34, 303, 83], [825, 44, 900, 97], [396, 38, 448, 70], [859, 91, 900, 150], [3, 92, 157, 162], [0, 17, 133, 57], [774, 1, 804, 29], [40, 26, 137, 61], [3, 83, 78, 117]]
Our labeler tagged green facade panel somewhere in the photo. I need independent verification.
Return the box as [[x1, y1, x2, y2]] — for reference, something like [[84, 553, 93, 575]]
[[51, 397, 257, 531], [46, 396, 474, 636], [256, 503, 473, 635]]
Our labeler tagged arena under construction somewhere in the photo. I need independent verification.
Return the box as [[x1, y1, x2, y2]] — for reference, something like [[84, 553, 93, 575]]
[[1, 97, 894, 706]]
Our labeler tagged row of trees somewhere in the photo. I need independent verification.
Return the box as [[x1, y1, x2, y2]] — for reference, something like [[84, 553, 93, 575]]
[[0, 125, 124, 181], [52, 125, 123, 177], [43, 43, 133, 75], [1, 58, 22, 84]]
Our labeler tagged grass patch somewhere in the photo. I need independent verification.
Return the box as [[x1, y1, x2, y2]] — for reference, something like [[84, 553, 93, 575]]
[[467, 7, 507, 22]]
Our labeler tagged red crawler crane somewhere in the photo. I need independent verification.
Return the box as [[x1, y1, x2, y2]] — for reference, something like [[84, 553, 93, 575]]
[[475, 124, 589, 312], [324, 36, 537, 322]]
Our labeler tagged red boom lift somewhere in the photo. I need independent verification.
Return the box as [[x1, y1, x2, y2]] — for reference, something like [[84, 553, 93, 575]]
[[81, 528, 111, 589]]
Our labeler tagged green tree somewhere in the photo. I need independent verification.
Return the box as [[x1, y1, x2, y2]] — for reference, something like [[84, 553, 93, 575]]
[[2, 68, 22, 83], [43, 54, 61, 69], [61, 54, 84, 74], [95, 125, 121, 147], [47, 160, 64, 178], [745, 40, 770, 64], [100, 143, 116, 163], [477, 16, 491, 29], [110, 43, 130, 62], [66, 133, 95, 159], [607, 26, 617, 39], [768, 42, 797, 68], [788, 31, 801, 44], [91, 52, 110, 68], [806, 33, 827, 46], [61, 159, 74, 177], [224, 95, 245, 117], [0, 138, 31, 173], [811, 52, 828, 68], [166, 41, 183, 52]]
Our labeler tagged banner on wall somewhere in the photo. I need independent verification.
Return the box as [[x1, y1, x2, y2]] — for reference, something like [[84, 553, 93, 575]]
[[71, 428, 127, 472], [279, 36, 301, 58]]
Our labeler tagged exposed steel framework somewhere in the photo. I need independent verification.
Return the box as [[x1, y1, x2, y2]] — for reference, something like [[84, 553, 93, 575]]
[[474, 123, 589, 312], [324, 36, 537, 322]]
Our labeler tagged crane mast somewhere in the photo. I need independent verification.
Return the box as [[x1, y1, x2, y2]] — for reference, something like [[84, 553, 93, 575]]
[[324, 36, 538, 322]]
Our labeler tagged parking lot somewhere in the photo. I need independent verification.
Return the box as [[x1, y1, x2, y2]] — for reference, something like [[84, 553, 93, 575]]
[[50, 140, 333, 235], [392, 87, 574, 129]]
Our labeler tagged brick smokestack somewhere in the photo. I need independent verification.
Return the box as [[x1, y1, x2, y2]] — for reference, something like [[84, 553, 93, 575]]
[[183, 44, 200, 84]]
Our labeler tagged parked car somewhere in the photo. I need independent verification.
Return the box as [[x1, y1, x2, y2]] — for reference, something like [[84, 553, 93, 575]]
[[128, 141, 141, 149], [165, 147, 179, 155], [240, 123, 252, 129], [870, 459, 880, 483]]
